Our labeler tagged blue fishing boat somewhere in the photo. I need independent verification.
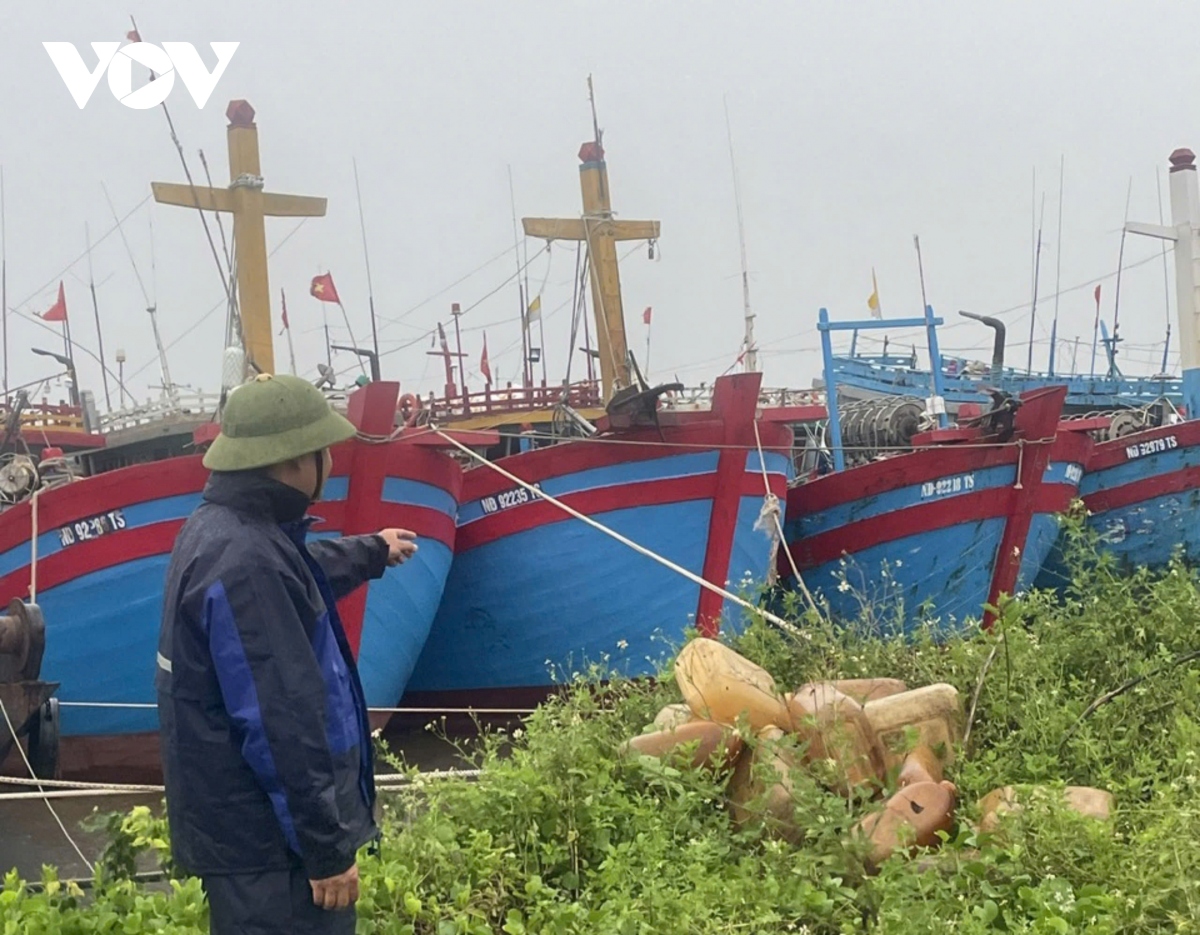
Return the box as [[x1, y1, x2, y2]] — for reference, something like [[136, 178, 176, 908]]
[[406, 371, 794, 702], [0, 102, 480, 777], [0, 381, 467, 775], [1038, 146, 1200, 581], [827, 334, 1180, 416], [777, 308, 1074, 631], [824, 279, 1180, 417]]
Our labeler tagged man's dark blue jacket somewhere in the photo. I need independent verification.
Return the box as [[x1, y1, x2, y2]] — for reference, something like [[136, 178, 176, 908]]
[[156, 470, 387, 880]]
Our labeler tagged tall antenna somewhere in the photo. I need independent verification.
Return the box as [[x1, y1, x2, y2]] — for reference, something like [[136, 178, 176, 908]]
[[1048, 155, 1064, 377], [508, 165, 531, 388], [84, 223, 112, 411], [587, 74, 602, 150], [724, 96, 757, 372], [352, 157, 381, 367], [1026, 191, 1046, 373], [1111, 176, 1134, 375], [102, 182, 177, 405], [147, 305, 175, 403], [1157, 165, 1173, 375]]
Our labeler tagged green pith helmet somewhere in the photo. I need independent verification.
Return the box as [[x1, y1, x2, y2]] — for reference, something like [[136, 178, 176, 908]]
[[203, 373, 357, 472]]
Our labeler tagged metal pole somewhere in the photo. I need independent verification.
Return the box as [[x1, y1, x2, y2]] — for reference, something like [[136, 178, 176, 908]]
[[582, 277, 595, 385], [818, 307, 845, 472], [1026, 195, 1045, 373], [1050, 155, 1064, 377], [924, 304, 949, 428], [452, 303, 466, 397], [1158, 165, 1173, 375], [508, 166, 531, 389], [913, 235, 945, 425], [725, 97, 756, 372], [538, 313, 548, 386], [282, 289, 297, 376], [1047, 320, 1058, 377], [116, 349, 127, 407], [644, 316, 651, 381], [1111, 177, 1133, 370], [85, 223, 112, 411], [352, 158, 381, 365]]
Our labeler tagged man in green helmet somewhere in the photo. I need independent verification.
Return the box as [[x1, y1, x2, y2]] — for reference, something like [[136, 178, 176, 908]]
[[155, 373, 417, 934]]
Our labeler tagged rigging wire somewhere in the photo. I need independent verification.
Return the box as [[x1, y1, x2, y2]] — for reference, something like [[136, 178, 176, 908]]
[[130, 16, 235, 317], [123, 219, 309, 383], [319, 243, 551, 383], [373, 243, 521, 334], [563, 242, 586, 386], [7, 195, 152, 314]]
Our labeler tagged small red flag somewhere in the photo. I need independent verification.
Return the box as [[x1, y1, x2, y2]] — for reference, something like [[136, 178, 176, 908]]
[[310, 272, 341, 304], [643, 306, 652, 325], [279, 289, 290, 334], [39, 282, 67, 323], [1094, 284, 1102, 308], [480, 333, 492, 384]]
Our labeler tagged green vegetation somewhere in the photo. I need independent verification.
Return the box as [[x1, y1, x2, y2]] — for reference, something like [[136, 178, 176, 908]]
[[6, 522, 1200, 932]]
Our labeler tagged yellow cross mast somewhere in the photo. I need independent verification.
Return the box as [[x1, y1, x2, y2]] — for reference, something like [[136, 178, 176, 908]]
[[521, 99, 659, 402], [151, 100, 327, 376]]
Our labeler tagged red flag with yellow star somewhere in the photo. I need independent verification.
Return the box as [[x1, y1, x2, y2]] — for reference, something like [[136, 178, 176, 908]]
[[310, 272, 341, 304]]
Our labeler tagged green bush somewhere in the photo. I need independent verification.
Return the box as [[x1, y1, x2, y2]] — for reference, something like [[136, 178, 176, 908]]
[[8, 524, 1200, 932]]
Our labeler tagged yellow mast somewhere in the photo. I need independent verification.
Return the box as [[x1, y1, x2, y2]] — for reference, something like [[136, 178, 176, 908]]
[[521, 93, 659, 401], [151, 100, 328, 376]]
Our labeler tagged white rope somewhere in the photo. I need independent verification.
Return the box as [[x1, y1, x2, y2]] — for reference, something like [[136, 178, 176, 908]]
[[432, 426, 800, 635], [752, 421, 822, 625], [55, 701, 539, 716], [0, 774, 164, 792], [0, 767, 483, 803], [57, 701, 158, 710], [375, 768, 482, 785], [0, 693, 94, 872], [29, 488, 39, 602], [0, 788, 151, 802]]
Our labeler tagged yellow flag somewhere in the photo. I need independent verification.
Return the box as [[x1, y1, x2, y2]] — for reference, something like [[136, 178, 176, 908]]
[[867, 269, 881, 318], [526, 294, 542, 323]]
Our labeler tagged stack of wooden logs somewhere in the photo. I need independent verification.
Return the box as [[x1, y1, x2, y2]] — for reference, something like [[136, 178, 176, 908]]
[[619, 638, 1113, 869]]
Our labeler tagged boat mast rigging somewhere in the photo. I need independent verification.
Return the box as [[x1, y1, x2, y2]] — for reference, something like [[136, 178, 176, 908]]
[[101, 182, 179, 408], [724, 97, 757, 373], [520, 77, 661, 402], [151, 99, 328, 378]]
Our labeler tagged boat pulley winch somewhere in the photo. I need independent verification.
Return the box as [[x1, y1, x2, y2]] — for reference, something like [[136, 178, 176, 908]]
[[834, 396, 926, 466], [0, 599, 46, 684], [0, 600, 60, 779]]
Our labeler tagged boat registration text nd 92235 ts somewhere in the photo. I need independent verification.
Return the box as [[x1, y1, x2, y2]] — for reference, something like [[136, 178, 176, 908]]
[[479, 483, 542, 516]]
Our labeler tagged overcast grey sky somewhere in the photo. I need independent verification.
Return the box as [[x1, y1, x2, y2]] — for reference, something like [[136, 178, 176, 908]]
[[3, 2, 1198, 410]]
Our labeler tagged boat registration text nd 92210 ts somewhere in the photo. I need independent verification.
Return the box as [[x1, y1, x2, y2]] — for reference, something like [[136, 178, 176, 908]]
[[920, 473, 976, 499]]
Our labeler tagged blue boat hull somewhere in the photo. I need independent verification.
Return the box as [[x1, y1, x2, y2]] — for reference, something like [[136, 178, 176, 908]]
[[0, 409, 464, 766], [409, 450, 793, 693], [781, 387, 1072, 632], [409, 376, 796, 698]]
